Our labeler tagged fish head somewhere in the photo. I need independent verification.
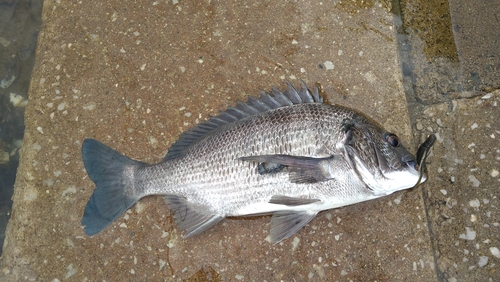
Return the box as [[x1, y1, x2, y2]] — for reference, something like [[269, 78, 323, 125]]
[[341, 119, 424, 196]]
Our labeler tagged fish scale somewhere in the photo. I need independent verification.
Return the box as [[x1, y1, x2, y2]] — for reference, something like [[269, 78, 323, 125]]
[[149, 107, 334, 205], [81, 82, 434, 243]]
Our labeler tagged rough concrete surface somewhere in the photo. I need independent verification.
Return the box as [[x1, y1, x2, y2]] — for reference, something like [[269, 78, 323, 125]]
[[415, 91, 500, 281], [402, 0, 500, 280], [0, 0, 498, 281]]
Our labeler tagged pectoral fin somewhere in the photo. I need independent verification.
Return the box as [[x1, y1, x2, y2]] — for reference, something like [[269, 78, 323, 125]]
[[240, 154, 337, 184], [164, 195, 223, 237], [269, 210, 318, 244]]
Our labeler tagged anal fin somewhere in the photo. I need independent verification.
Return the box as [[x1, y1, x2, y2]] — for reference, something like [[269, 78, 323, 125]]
[[269, 210, 318, 244], [164, 195, 223, 237]]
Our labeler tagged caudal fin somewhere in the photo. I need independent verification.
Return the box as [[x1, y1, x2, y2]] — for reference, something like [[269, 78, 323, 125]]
[[81, 138, 146, 235]]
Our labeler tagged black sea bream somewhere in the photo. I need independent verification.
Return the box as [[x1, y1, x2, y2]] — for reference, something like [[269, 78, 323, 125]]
[[81, 82, 434, 243]]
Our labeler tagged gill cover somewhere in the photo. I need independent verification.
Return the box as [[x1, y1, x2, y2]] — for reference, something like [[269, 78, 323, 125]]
[[340, 119, 421, 195]]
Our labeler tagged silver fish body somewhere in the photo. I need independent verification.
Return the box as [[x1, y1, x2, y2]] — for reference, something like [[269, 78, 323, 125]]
[[82, 82, 429, 243]]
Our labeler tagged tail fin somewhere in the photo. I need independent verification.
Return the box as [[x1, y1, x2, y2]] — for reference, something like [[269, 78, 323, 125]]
[[81, 138, 146, 236]]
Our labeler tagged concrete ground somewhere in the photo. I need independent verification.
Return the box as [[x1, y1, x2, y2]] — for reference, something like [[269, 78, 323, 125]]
[[1, 0, 498, 281]]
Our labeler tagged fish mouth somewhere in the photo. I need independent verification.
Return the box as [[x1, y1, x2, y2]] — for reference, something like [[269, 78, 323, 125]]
[[413, 134, 437, 187]]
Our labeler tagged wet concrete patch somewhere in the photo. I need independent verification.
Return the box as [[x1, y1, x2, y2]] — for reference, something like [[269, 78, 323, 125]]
[[448, 0, 500, 93], [0, 0, 43, 258]]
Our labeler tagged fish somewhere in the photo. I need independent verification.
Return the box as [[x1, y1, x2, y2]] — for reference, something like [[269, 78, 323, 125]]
[[81, 82, 434, 244]]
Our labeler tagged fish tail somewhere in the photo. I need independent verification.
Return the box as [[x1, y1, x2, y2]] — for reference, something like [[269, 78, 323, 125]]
[[81, 138, 146, 236]]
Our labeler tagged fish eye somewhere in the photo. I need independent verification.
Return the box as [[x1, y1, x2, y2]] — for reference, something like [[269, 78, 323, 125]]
[[385, 133, 400, 147]]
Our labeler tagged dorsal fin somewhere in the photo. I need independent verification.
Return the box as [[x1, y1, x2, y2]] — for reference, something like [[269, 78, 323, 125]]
[[164, 81, 323, 161]]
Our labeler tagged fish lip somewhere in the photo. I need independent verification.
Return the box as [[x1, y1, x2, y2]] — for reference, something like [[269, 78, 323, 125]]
[[402, 155, 419, 171], [408, 160, 418, 171]]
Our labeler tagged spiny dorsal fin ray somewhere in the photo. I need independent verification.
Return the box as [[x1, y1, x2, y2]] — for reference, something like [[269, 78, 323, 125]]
[[282, 81, 302, 104], [164, 82, 323, 161]]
